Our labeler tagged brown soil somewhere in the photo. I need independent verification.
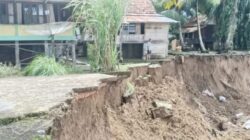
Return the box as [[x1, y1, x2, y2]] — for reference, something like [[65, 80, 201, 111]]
[[107, 55, 250, 140], [108, 77, 214, 140], [50, 55, 250, 140]]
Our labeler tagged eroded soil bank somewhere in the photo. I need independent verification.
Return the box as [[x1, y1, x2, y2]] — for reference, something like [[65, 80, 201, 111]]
[[104, 55, 250, 140], [39, 55, 250, 139]]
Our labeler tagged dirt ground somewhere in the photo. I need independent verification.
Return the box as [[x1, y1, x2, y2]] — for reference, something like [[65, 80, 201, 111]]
[[107, 76, 250, 140]]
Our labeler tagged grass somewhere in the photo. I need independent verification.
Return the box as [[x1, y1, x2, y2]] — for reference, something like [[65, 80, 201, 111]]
[[64, 63, 89, 74], [0, 63, 21, 78], [24, 56, 67, 76], [23, 56, 89, 76]]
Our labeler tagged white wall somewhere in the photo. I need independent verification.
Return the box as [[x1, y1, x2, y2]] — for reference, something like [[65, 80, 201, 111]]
[[144, 23, 170, 58]]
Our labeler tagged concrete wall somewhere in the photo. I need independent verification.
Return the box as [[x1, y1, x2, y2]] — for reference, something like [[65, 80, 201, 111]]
[[144, 23, 170, 59], [119, 23, 171, 59]]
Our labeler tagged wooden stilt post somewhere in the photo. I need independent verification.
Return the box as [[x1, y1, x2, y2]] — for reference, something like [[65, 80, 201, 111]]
[[72, 42, 76, 65], [15, 41, 20, 68], [44, 41, 49, 57]]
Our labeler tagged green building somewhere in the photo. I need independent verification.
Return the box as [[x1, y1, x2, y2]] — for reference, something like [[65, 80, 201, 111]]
[[0, 0, 78, 66]]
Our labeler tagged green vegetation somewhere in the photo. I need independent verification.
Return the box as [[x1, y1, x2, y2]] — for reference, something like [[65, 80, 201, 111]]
[[154, 0, 220, 52], [24, 56, 67, 76], [0, 63, 21, 78], [154, 0, 250, 51], [68, 0, 125, 72], [64, 63, 87, 74], [125, 82, 135, 96], [215, 0, 250, 50], [0, 56, 88, 78]]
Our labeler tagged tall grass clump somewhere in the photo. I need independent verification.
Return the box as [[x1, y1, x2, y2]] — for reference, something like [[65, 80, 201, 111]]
[[68, 0, 126, 72], [24, 56, 66, 76], [0, 63, 21, 78]]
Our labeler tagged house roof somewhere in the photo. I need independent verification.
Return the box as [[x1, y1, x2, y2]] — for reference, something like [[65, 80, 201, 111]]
[[182, 15, 215, 33], [126, 0, 157, 15], [124, 15, 178, 23], [124, 0, 178, 23]]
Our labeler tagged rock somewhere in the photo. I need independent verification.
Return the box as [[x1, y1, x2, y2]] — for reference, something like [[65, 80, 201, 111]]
[[202, 89, 215, 98], [218, 96, 226, 102], [141, 77, 149, 86], [152, 100, 173, 119], [218, 122, 229, 131], [152, 107, 173, 119], [148, 64, 163, 84], [243, 119, 250, 130], [236, 113, 244, 119], [153, 100, 173, 110]]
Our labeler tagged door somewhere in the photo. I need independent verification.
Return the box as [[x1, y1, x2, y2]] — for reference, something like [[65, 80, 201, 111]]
[[122, 43, 143, 59]]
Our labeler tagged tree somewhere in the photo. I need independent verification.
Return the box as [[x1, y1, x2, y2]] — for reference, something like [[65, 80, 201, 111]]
[[68, 0, 125, 72], [195, 0, 206, 52], [225, 0, 239, 50], [214, 0, 240, 50], [235, 0, 250, 50], [159, 0, 220, 52]]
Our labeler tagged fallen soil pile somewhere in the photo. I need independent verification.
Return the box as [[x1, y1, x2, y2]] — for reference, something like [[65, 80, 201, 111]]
[[107, 76, 250, 140], [106, 55, 250, 140], [107, 77, 214, 140]]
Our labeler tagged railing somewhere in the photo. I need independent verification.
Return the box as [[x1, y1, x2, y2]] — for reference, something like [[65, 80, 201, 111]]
[[120, 34, 145, 43], [0, 22, 76, 41]]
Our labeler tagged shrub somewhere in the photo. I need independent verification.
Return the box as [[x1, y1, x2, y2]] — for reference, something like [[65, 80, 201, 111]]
[[0, 63, 21, 78], [24, 56, 67, 76]]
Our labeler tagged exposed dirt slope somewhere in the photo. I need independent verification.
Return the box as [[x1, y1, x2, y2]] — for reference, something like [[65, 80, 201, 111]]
[[107, 55, 250, 140], [108, 76, 250, 140], [108, 77, 214, 140], [50, 55, 250, 140], [163, 56, 250, 126]]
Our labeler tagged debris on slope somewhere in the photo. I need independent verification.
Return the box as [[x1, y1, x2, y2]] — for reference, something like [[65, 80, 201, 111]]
[[107, 77, 214, 140], [107, 76, 250, 140]]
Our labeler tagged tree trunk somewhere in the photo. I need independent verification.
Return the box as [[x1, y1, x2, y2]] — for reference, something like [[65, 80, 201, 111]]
[[225, 0, 239, 50], [178, 22, 185, 47], [196, 0, 206, 52]]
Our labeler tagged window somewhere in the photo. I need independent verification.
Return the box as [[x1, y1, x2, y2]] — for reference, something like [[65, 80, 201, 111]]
[[123, 23, 136, 34], [141, 23, 145, 34], [0, 3, 9, 24], [22, 3, 39, 24], [54, 4, 72, 22]]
